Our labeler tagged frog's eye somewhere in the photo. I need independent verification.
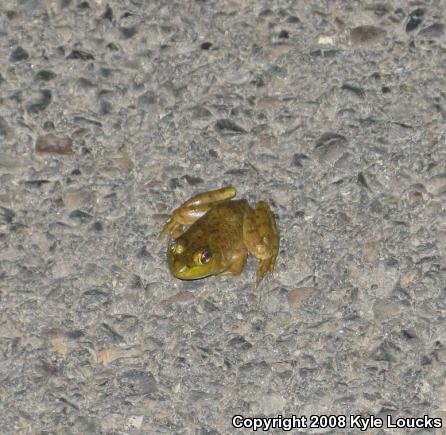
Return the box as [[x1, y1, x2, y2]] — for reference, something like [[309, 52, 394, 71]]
[[195, 250, 212, 265], [170, 239, 184, 254]]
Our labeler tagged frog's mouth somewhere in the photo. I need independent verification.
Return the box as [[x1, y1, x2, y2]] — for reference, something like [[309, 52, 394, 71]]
[[169, 261, 215, 280]]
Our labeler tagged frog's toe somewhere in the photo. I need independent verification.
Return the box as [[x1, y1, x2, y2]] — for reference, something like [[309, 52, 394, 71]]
[[256, 256, 275, 287], [159, 219, 173, 240], [159, 219, 184, 241]]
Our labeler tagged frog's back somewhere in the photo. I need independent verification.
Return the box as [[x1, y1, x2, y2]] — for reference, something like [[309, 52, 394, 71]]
[[186, 199, 249, 252]]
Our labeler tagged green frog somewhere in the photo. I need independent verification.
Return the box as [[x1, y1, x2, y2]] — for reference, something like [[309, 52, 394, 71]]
[[159, 186, 279, 286]]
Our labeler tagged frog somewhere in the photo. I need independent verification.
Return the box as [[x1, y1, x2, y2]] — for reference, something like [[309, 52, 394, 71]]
[[159, 186, 279, 286]]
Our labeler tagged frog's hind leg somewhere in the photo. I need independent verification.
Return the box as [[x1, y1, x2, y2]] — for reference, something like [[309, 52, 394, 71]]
[[159, 186, 237, 241], [243, 201, 279, 287], [183, 186, 236, 207]]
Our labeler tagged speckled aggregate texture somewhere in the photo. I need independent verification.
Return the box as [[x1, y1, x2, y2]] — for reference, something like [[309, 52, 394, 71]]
[[0, 0, 445, 434]]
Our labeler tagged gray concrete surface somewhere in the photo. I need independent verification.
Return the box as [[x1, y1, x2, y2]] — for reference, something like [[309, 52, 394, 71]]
[[1, 0, 445, 434]]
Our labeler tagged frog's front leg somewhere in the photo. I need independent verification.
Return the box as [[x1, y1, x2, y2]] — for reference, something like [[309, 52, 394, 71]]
[[159, 186, 237, 240], [159, 203, 213, 240], [242, 201, 279, 286], [220, 248, 247, 276]]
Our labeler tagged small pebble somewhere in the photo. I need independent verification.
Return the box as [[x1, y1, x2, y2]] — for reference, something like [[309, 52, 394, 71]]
[[10, 46, 29, 62], [200, 42, 213, 50], [287, 287, 319, 309], [350, 25, 386, 45], [406, 8, 424, 32], [36, 133, 73, 155]]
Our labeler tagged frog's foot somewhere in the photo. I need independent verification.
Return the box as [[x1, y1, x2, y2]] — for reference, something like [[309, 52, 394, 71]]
[[159, 203, 218, 241], [159, 218, 182, 241], [256, 256, 276, 287], [159, 186, 237, 241], [243, 200, 279, 287]]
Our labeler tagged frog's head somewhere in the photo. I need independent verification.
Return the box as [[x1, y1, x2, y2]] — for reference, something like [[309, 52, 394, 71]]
[[167, 237, 221, 280]]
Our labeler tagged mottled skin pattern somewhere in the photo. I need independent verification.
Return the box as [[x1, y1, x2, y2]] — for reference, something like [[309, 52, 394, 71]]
[[159, 186, 279, 286]]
